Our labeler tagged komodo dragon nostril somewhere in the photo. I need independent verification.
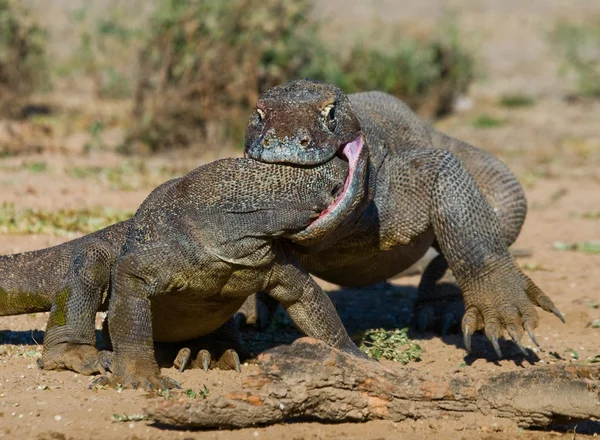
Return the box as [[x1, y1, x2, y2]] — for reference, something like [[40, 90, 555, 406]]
[[300, 137, 310, 148]]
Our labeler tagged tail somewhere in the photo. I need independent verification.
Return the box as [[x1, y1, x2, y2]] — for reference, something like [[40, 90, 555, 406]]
[[431, 130, 527, 246], [0, 245, 71, 315], [0, 220, 131, 316]]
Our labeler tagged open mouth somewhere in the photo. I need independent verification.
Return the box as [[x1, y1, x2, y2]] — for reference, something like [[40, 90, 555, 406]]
[[310, 135, 364, 226]]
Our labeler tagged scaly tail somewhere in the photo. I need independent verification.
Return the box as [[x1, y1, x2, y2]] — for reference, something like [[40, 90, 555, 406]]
[[0, 220, 131, 316]]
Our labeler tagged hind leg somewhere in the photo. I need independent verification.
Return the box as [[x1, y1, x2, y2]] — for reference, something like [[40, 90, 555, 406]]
[[39, 240, 115, 375]]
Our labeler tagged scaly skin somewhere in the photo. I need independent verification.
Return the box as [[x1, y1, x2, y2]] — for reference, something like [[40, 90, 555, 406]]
[[93, 154, 370, 390], [0, 221, 130, 374], [244, 79, 564, 357], [0, 211, 248, 375]]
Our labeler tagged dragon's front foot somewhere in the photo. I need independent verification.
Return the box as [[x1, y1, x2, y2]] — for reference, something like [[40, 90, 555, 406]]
[[174, 348, 242, 372], [461, 268, 564, 358], [38, 343, 112, 375]]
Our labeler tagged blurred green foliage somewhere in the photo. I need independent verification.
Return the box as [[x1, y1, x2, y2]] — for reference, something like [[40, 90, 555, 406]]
[[67, 5, 142, 99], [499, 93, 536, 108], [472, 113, 504, 129], [551, 21, 600, 97], [0, 0, 49, 117], [123, 0, 476, 151], [0, 202, 133, 236]]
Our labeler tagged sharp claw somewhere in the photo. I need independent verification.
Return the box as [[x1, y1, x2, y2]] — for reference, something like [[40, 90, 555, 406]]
[[165, 377, 181, 389], [441, 313, 454, 336], [217, 349, 241, 372], [463, 324, 472, 352], [89, 375, 109, 389], [490, 335, 502, 358], [36, 358, 44, 369], [230, 351, 241, 373], [550, 305, 566, 323], [525, 324, 540, 347], [178, 352, 190, 373], [174, 348, 191, 373], [199, 350, 211, 372]]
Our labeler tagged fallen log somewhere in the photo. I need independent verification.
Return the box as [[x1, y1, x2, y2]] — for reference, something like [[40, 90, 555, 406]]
[[147, 338, 600, 429]]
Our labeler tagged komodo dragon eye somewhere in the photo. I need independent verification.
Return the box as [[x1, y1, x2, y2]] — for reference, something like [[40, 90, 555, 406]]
[[255, 108, 265, 125], [321, 103, 337, 132]]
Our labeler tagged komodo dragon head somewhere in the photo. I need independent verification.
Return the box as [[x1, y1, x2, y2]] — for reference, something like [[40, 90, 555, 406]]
[[245, 78, 361, 166], [245, 79, 368, 246]]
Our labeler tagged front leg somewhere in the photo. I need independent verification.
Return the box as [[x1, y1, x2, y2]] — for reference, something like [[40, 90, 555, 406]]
[[427, 150, 563, 356], [266, 251, 367, 359], [92, 253, 178, 391]]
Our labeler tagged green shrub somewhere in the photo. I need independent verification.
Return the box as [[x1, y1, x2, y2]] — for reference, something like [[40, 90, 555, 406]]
[[0, 0, 48, 118], [358, 328, 422, 364], [124, 0, 324, 152], [311, 18, 475, 118], [551, 21, 600, 97]]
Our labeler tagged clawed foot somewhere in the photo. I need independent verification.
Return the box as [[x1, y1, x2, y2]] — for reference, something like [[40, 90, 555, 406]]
[[174, 348, 241, 372], [38, 343, 112, 375], [461, 270, 564, 359], [89, 371, 180, 391]]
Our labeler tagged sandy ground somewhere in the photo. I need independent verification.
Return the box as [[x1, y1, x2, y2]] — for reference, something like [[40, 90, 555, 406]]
[[1, 1, 600, 439]]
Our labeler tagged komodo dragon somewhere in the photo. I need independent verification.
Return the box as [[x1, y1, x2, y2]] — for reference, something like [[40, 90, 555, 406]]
[[2, 148, 369, 389], [244, 79, 564, 356]]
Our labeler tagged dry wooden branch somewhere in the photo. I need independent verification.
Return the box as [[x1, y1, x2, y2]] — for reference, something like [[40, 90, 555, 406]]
[[147, 338, 600, 429]]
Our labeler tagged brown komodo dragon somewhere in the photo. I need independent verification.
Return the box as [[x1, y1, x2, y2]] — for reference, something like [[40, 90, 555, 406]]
[[244, 79, 564, 356], [1, 147, 369, 389]]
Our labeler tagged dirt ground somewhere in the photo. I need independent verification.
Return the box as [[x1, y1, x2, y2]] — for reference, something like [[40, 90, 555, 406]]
[[1, 1, 600, 439]]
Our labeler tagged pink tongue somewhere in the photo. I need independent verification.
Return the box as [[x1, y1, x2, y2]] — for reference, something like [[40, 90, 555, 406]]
[[315, 137, 362, 221], [342, 137, 361, 162]]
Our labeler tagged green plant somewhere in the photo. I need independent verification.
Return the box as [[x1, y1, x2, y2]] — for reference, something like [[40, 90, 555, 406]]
[[0, 0, 49, 117], [472, 113, 504, 129], [358, 328, 421, 364], [551, 21, 600, 97], [499, 93, 536, 108]]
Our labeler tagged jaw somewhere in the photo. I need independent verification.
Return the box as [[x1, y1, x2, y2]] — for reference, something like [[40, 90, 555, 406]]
[[289, 134, 369, 246], [244, 136, 338, 165]]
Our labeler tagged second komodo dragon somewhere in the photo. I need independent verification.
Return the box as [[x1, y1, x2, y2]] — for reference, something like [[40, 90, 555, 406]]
[[1, 146, 369, 389], [244, 79, 564, 356]]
